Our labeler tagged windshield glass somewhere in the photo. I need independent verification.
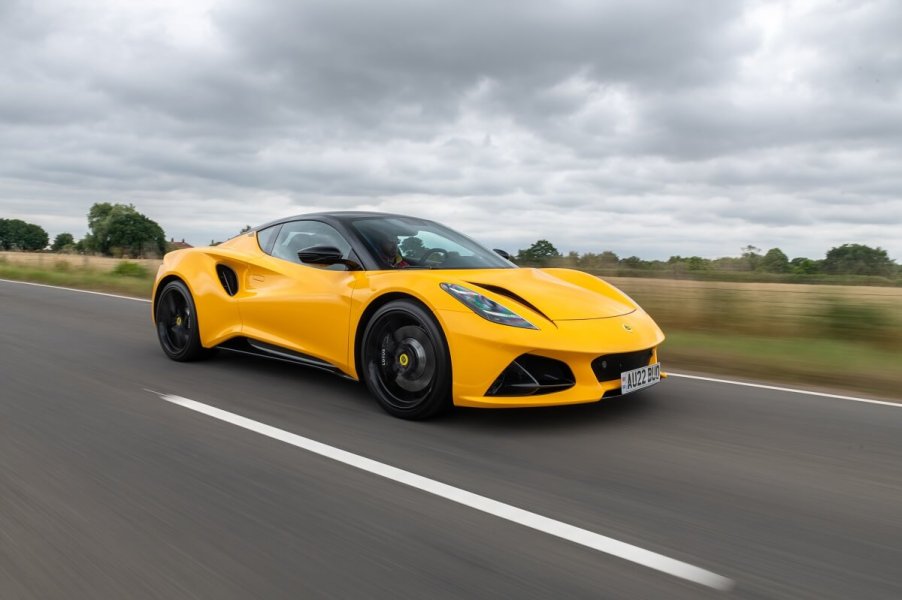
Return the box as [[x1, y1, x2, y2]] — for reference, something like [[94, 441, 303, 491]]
[[349, 216, 514, 270]]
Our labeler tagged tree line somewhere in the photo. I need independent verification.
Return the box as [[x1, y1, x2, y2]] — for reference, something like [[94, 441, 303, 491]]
[[516, 240, 900, 278], [0, 203, 168, 258], [3, 207, 898, 278]]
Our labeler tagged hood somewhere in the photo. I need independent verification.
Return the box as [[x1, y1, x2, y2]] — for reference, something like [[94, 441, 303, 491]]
[[461, 268, 637, 321]]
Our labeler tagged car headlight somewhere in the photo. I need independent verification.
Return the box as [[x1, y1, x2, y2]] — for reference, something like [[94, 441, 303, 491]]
[[440, 283, 537, 329]]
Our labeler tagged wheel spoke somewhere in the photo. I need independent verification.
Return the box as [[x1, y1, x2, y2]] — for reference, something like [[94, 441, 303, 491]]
[[164, 292, 178, 316], [174, 326, 189, 347], [160, 287, 195, 351], [380, 333, 397, 354]]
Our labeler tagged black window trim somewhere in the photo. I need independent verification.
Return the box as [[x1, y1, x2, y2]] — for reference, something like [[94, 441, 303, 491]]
[[256, 223, 283, 255], [265, 219, 357, 270]]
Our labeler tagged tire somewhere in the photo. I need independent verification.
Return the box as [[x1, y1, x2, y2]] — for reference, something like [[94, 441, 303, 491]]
[[360, 299, 452, 420], [155, 280, 213, 362]]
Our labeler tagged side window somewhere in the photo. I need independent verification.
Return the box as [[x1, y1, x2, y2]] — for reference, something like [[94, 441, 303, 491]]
[[256, 224, 282, 255], [269, 221, 353, 270]]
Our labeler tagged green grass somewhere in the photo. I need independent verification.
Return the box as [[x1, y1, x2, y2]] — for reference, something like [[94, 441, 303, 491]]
[[662, 330, 900, 399], [112, 260, 150, 278], [0, 261, 153, 298]]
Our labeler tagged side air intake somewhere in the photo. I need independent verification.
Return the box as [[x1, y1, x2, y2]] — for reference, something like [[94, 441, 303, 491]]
[[216, 264, 239, 296]]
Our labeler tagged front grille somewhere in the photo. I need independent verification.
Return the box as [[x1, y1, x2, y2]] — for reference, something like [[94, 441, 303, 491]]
[[591, 349, 654, 382]]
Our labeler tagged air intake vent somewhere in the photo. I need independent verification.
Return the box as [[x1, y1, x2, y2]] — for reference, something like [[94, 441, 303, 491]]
[[216, 264, 238, 296], [592, 349, 653, 382], [486, 354, 575, 396]]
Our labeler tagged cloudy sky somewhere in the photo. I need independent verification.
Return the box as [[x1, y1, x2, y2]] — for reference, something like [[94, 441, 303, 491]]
[[1, 0, 900, 260]]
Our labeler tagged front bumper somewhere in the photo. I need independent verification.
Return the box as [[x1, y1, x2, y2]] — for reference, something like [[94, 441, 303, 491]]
[[437, 309, 665, 408]]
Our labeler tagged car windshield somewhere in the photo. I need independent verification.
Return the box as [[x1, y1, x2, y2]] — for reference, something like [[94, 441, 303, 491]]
[[349, 216, 514, 270]]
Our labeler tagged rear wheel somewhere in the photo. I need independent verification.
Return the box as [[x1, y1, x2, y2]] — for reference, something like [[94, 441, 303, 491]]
[[361, 300, 451, 420], [155, 280, 213, 362]]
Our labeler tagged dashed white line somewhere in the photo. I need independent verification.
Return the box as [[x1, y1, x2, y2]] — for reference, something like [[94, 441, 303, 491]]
[[148, 390, 734, 591], [667, 373, 900, 407], [0, 278, 151, 303]]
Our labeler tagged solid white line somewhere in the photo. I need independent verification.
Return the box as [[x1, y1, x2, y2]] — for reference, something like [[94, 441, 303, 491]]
[[0, 278, 151, 303], [152, 391, 734, 591], [667, 373, 900, 408]]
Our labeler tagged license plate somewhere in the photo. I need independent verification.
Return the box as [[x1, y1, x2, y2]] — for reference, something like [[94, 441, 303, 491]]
[[620, 363, 661, 395]]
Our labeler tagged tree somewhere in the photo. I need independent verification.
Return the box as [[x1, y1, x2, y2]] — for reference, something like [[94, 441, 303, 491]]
[[758, 248, 790, 273], [0, 218, 49, 251], [687, 256, 709, 271], [620, 256, 646, 269], [516, 239, 561, 264], [790, 257, 820, 275], [823, 243, 895, 277], [51, 232, 75, 252], [740, 245, 762, 271], [84, 203, 166, 257], [577, 251, 620, 270]]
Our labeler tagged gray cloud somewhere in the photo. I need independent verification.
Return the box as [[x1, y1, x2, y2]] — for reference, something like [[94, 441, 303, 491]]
[[1, 0, 901, 261]]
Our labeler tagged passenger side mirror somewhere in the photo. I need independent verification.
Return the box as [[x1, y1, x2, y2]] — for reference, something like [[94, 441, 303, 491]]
[[298, 246, 361, 270], [493, 249, 512, 260]]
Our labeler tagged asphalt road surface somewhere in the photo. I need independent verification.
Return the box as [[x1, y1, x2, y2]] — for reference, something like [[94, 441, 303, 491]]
[[1, 279, 901, 599]]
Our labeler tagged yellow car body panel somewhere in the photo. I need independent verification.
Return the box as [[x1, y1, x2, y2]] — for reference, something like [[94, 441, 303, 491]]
[[153, 229, 665, 409], [437, 310, 662, 407]]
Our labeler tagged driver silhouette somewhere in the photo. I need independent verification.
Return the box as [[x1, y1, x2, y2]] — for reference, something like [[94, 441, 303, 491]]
[[374, 231, 410, 269]]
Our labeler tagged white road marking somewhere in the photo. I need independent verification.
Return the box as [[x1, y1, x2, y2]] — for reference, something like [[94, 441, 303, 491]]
[[3, 277, 894, 409], [148, 390, 734, 591], [0, 278, 151, 303], [668, 373, 900, 407]]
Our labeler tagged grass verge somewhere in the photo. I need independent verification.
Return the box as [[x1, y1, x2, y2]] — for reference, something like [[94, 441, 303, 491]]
[[662, 331, 900, 400], [0, 262, 153, 298]]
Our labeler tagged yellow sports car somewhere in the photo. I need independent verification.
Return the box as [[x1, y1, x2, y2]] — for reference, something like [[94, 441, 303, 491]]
[[152, 212, 665, 419]]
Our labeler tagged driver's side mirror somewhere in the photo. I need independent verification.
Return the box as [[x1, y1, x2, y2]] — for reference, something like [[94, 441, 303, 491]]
[[298, 246, 361, 270], [493, 249, 512, 260]]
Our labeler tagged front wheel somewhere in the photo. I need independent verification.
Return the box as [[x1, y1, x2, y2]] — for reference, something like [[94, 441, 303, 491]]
[[155, 280, 213, 362], [361, 300, 452, 420]]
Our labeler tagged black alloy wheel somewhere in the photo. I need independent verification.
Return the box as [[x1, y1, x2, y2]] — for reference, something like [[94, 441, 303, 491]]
[[155, 280, 211, 361], [361, 299, 452, 419]]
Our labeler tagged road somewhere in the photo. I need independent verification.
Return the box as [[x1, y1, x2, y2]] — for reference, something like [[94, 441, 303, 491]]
[[1, 279, 901, 599]]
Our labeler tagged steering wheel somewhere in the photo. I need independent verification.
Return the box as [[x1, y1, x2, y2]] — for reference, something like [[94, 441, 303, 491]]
[[420, 248, 448, 266]]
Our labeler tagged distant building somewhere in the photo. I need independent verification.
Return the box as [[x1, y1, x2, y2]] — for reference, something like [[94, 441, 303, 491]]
[[168, 238, 193, 251]]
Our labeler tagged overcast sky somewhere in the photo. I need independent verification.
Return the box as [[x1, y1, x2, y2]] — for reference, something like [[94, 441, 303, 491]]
[[1, 0, 900, 260]]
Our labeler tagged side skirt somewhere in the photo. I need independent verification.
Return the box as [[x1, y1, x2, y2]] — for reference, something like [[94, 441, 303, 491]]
[[216, 337, 357, 381]]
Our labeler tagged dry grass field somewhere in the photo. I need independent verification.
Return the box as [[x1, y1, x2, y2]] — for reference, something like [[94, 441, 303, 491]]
[[0, 251, 162, 274], [607, 276, 902, 348], [0, 252, 158, 297]]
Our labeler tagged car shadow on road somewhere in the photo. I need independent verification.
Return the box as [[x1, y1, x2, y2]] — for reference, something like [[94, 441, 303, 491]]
[[197, 351, 660, 430], [439, 392, 657, 433]]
